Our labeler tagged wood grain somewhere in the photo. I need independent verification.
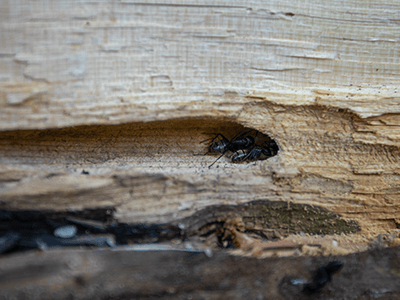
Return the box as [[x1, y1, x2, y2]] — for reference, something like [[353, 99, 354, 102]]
[[0, 118, 398, 237], [1, 0, 400, 129], [0, 246, 400, 299], [1, 1, 400, 246]]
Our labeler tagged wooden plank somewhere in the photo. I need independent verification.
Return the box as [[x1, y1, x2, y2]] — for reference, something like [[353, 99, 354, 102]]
[[0, 246, 400, 299], [1, 0, 400, 131]]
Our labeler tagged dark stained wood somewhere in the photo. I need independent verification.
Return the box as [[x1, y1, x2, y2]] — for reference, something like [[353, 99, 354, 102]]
[[0, 247, 400, 299]]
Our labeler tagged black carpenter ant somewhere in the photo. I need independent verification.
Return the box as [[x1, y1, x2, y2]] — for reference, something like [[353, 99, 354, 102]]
[[231, 139, 279, 163], [203, 130, 256, 168]]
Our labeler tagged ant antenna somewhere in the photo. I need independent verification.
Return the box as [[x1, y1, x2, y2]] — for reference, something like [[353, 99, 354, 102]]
[[200, 133, 224, 144], [208, 153, 225, 168]]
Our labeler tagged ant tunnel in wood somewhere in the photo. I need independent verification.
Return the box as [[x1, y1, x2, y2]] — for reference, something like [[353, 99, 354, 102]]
[[0, 118, 279, 168], [0, 118, 282, 213]]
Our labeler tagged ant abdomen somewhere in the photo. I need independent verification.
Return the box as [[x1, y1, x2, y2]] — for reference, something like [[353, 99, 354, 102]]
[[230, 136, 255, 152], [231, 148, 264, 163]]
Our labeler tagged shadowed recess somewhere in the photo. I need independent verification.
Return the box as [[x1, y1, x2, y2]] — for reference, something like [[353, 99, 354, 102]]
[[0, 117, 278, 166]]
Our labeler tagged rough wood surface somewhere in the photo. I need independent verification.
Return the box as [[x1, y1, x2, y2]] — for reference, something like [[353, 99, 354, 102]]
[[2, 1, 400, 128], [1, 0, 400, 245], [1, 118, 399, 237], [1, 247, 400, 300]]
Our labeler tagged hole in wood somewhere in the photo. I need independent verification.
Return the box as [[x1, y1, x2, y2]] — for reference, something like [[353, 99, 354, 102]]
[[0, 118, 278, 171]]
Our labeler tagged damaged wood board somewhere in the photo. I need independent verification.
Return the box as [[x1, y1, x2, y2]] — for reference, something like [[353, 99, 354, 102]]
[[0, 119, 399, 240], [1, 246, 400, 300], [1, 201, 396, 258]]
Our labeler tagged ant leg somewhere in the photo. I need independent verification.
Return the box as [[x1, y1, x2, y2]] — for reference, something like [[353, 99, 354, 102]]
[[243, 129, 254, 135], [242, 146, 259, 163], [230, 129, 254, 141], [200, 133, 225, 144], [208, 153, 225, 168], [231, 131, 243, 140], [231, 129, 256, 143], [244, 149, 255, 162], [241, 129, 256, 136], [200, 137, 215, 144]]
